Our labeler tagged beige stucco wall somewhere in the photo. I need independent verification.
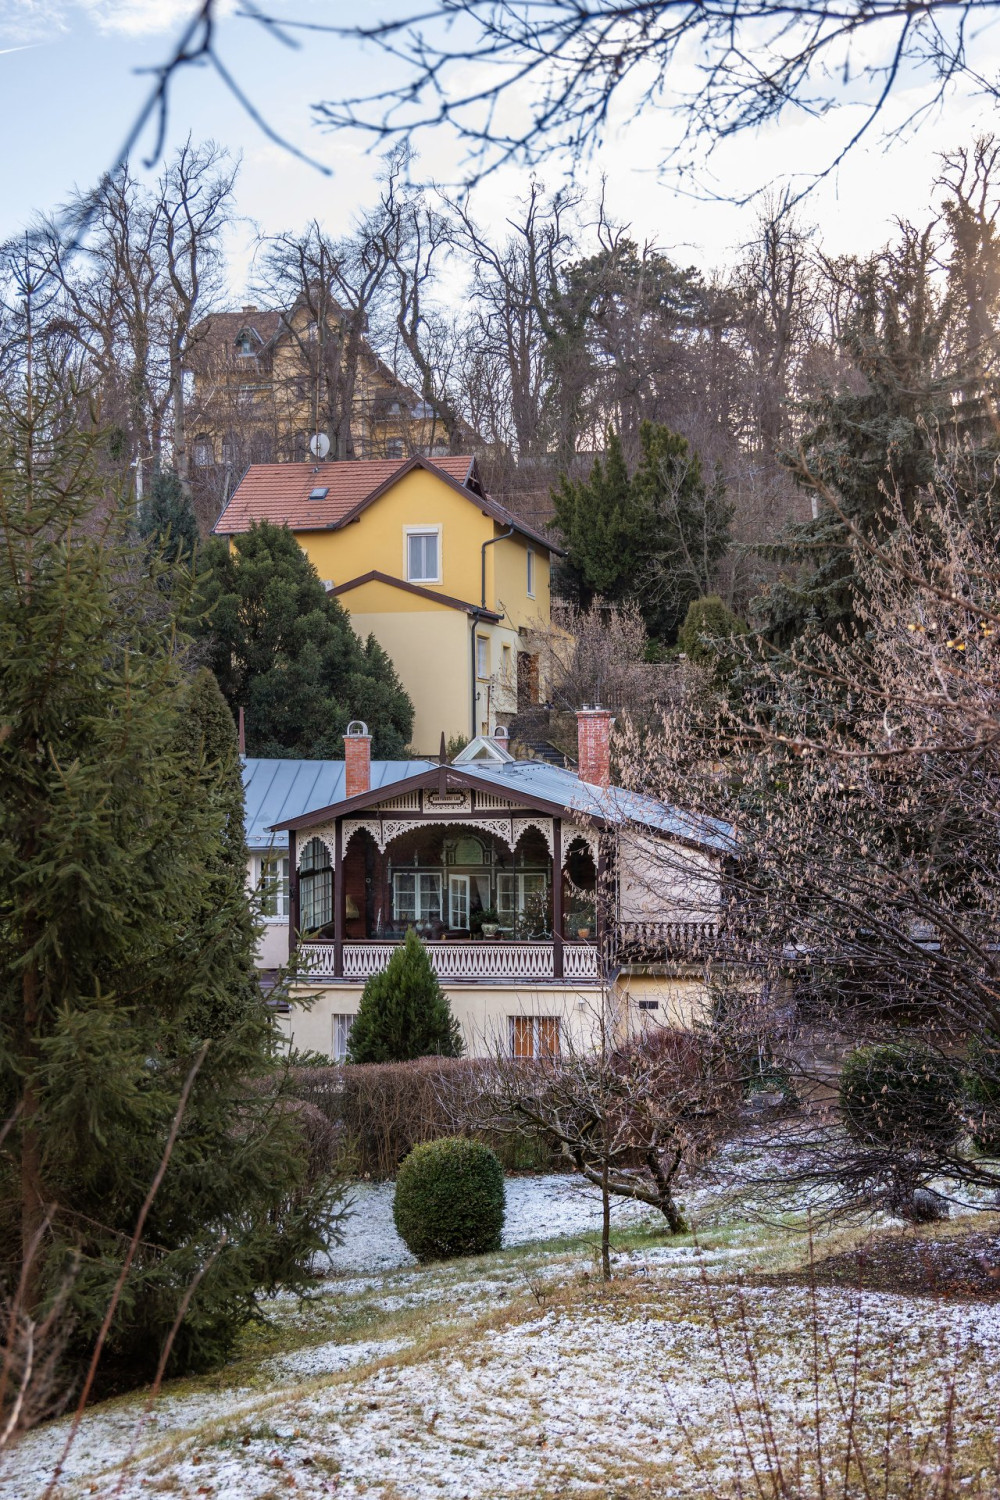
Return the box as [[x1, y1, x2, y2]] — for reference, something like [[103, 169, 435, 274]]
[[617, 832, 722, 925], [347, 605, 472, 754], [614, 970, 714, 1030], [279, 981, 615, 1059]]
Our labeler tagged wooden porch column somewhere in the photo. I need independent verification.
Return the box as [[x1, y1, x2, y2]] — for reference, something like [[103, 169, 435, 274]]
[[288, 829, 299, 953], [334, 818, 344, 979], [552, 817, 564, 979], [596, 835, 608, 967]]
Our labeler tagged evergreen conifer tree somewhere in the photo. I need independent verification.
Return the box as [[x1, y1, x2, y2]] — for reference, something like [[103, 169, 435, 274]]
[[0, 392, 341, 1384], [677, 595, 748, 673], [138, 467, 200, 565], [199, 522, 414, 758], [347, 931, 464, 1063], [553, 423, 731, 646], [757, 227, 953, 644]]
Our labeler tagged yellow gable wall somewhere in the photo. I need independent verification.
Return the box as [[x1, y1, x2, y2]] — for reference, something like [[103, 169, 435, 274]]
[[290, 466, 550, 620]]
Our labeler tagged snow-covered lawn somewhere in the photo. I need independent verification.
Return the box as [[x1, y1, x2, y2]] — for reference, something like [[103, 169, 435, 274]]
[[6, 1162, 1000, 1499], [322, 1171, 659, 1274]]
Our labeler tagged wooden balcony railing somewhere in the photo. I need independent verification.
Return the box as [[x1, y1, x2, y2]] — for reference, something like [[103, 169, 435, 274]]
[[609, 921, 720, 964]]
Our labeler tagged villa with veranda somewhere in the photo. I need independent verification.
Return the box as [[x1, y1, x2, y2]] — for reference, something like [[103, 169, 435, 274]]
[[243, 711, 733, 1060]]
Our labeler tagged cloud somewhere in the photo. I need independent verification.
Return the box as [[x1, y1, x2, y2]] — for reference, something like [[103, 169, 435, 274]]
[[78, 0, 234, 37], [0, 0, 66, 44]]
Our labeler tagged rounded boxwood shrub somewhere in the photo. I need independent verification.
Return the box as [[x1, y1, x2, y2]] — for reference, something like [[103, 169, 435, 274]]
[[839, 1042, 961, 1149], [393, 1137, 505, 1260]]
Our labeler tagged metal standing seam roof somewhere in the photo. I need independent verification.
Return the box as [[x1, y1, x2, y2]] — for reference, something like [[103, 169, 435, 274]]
[[452, 759, 736, 853], [242, 757, 434, 849], [248, 754, 735, 854]]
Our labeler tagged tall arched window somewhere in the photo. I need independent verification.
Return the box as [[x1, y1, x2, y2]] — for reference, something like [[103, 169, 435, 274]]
[[300, 838, 333, 930]]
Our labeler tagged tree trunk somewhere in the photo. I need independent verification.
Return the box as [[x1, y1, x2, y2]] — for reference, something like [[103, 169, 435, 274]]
[[601, 1151, 611, 1280], [21, 956, 45, 1313]]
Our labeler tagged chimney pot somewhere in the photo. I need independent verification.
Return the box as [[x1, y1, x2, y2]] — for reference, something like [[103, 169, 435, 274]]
[[344, 719, 371, 797], [576, 706, 613, 788]]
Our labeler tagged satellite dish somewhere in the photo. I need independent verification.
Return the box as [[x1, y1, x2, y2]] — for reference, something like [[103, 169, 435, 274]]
[[309, 432, 331, 460]]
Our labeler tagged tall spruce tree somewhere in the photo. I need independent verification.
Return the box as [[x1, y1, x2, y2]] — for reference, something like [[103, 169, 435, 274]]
[[0, 390, 342, 1384], [199, 522, 414, 758], [553, 422, 730, 646]]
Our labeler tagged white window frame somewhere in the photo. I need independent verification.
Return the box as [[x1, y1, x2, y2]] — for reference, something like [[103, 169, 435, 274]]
[[497, 871, 548, 921], [255, 853, 290, 921], [332, 1013, 356, 1061], [476, 634, 489, 679], [526, 548, 536, 598], [449, 874, 470, 929], [392, 870, 443, 924], [404, 525, 442, 584]]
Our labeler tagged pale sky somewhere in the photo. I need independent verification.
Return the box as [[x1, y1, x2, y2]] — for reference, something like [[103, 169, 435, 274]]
[[1, 0, 998, 294]]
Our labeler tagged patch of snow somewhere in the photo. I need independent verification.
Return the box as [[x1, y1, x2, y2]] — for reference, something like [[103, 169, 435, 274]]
[[320, 1172, 658, 1275]]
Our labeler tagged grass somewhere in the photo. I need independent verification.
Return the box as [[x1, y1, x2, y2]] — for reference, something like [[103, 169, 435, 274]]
[[5, 1179, 1000, 1498]]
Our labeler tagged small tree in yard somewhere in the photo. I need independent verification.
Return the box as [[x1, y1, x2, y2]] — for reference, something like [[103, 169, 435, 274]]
[[347, 930, 464, 1063], [0, 380, 343, 1397], [468, 990, 744, 1278]]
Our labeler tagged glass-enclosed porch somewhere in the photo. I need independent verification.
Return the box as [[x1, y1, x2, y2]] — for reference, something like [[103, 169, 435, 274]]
[[291, 818, 601, 983]]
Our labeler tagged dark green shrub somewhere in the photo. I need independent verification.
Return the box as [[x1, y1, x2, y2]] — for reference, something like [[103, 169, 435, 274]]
[[393, 1137, 505, 1260], [839, 1043, 961, 1149], [347, 929, 463, 1063], [965, 1035, 1000, 1153]]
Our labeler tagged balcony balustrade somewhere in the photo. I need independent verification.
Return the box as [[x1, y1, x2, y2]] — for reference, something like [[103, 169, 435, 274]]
[[301, 938, 600, 983]]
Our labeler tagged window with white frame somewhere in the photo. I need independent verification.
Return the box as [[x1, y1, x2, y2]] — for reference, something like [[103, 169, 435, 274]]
[[332, 1013, 355, 1061], [476, 635, 489, 679], [406, 529, 440, 583], [497, 871, 547, 923], [509, 1015, 560, 1059], [193, 435, 213, 467], [526, 548, 535, 597], [299, 837, 333, 930], [256, 854, 289, 918], [392, 871, 442, 924]]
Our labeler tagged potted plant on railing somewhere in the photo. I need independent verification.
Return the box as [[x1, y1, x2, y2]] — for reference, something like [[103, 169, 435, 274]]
[[571, 902, 596, 941], [474, 906, 502, 939]]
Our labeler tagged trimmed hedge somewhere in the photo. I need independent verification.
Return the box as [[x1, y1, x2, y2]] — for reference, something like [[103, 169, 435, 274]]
[[288, 1058, 562, 1179], [839, 1042, 961, 1149], [393, 1137, 505, 1260]]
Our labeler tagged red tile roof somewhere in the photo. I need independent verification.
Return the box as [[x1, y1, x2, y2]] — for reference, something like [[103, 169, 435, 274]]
[[212, 455, 561, 552], [213, 456, 476, 534]]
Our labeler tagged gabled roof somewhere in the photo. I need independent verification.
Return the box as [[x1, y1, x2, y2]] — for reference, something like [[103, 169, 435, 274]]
[[243, 756, 434, 849], [330, 570, 502, 621], [213, 454, 562, 554], [266, 755, 734, 854]]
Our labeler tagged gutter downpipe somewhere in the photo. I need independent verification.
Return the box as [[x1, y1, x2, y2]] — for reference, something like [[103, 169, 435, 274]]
[[475, 524, 515, 739]]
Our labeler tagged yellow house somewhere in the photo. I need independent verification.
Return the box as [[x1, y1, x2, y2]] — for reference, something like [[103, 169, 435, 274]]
[[213, 455, 559, 755]]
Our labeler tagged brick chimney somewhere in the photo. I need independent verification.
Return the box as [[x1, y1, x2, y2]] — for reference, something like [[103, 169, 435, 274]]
[[344, 720, 371, 798], [576, 707, 613, 788]]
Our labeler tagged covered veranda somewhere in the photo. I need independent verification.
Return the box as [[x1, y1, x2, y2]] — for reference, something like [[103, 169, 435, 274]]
[[290, 815, 602, 983]]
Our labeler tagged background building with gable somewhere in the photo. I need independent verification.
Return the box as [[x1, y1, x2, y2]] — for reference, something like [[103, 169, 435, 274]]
[[215, 454, 559, 754]]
